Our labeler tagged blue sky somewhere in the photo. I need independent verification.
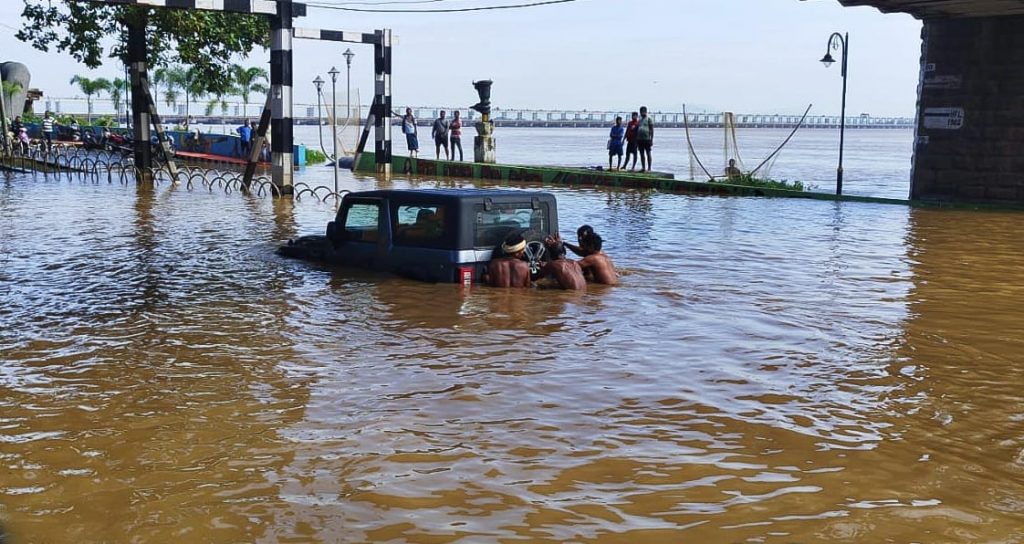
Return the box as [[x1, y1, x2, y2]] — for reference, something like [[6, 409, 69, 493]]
[[4, 0, 922, 116]]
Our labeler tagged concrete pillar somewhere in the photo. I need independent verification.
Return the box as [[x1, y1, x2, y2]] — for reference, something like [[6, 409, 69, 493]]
[[911, 16, 1024, 202]]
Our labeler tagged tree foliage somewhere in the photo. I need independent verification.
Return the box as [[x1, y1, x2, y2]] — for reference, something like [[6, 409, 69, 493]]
[[231, 65, 269, 117], [19, 2, 270, 96], [70, 75, 111, 121], [109, 77, 127, 119]]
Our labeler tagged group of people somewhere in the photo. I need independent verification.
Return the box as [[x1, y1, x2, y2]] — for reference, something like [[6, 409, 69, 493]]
[[484, 225, 618, 290], [5, 111, 74, 153], [400, 108, 466, 161], [606, 106, 655, 172]]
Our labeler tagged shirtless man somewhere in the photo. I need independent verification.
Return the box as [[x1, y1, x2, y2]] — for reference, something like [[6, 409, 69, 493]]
[[577, 232, 619, 285], [537, 236, 586, 290], [484, 233, 532, 288], [565, 224, 594, 258]]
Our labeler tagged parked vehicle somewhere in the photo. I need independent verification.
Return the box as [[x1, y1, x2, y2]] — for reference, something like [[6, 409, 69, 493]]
[[279, 188, 559, 283]]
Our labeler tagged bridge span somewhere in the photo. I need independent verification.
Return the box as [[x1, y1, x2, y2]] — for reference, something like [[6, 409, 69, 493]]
[[42, 97, 914, 130]]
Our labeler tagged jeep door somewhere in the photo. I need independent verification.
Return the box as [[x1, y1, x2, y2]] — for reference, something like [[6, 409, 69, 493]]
[[337, 197, 389, 271], [388, 202, 457, 282]]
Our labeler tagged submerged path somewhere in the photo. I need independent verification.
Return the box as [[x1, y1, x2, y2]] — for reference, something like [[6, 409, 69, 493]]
[[352, 153, 911, 206]]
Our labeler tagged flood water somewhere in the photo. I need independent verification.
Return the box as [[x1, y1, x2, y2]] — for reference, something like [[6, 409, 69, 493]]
[[2, 135, 1024, 542]]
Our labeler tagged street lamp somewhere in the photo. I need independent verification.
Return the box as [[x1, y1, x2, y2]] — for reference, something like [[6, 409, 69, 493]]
[[343, 48, 355, 123], [328, 66, 340, 197], [313, 75, 326, 165], [820, 32, 849, 196]]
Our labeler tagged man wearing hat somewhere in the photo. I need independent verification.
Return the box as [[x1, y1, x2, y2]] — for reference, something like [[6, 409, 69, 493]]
[[484, 233, 532, 288]]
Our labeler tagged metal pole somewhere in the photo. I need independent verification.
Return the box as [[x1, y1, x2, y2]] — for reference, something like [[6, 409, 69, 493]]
[[346, 61, 351, 125], [0, 68, 9, 156], [332, 71, 338, 196], [315, 82, 325, 158], [837, 33, 848, 196]]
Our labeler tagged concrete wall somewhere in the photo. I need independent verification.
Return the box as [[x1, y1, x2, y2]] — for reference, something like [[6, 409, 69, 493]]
[[912, 16, 1024, 202]]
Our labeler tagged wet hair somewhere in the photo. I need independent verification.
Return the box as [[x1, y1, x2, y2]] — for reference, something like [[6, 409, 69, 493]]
[[640, 106, 648, 114], [584, 232, 603, 252], [550, 242, 567, 259], [577, 224, 594, 239]]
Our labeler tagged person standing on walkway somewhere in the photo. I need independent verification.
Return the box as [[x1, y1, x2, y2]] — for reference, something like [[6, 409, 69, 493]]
[[450, 110, 464, 161], [237, 119, 253, 157], [401, 107, 419, 157], [41, 111, 55, 150], [637, 106, 655, 172], [608, 116, 625, 170], [623, 112, 639, 171], [432, 110, 450, 160]]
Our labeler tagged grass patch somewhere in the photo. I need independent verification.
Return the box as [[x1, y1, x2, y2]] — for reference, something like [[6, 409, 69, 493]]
[[716, 174, 812, 192], [306, 149, 328, 164]]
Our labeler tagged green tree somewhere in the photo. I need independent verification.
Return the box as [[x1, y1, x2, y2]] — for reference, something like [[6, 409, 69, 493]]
[[206, 79, 239, 133], [19, 3, 269, 100], [154, 66, 180, 110], [230, 65, 268, 118], [70, 76, 112, 123], [109, 77, 127, 125], [164, 66, 207, 128]]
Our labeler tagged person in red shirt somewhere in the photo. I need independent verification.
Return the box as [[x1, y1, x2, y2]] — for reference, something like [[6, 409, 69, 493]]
[[450, 110, 464, 161], [624, 111, 640, 171]]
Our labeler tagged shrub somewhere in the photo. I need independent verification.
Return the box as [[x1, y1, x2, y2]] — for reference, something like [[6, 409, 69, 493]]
[[306, 148, 328, 164], [717, 174, 810, 192]]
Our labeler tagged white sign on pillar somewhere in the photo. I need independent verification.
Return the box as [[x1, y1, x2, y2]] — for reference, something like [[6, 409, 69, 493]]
[[923, 107, 965, 130]]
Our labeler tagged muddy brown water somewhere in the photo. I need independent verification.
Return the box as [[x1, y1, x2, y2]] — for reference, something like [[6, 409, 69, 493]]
[[2, 167, 1024, 543]]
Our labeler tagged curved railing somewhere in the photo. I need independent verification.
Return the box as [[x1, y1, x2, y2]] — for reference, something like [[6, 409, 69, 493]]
[[2, 144, 350, 202]]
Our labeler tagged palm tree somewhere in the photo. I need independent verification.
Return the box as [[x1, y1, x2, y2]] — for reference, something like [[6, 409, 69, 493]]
[[154, 66, 179, 110], [230, 65, 268, 118], [109, 77, 127, 125], [206, 80, 239, 133], [69, 75, 112, 124], [164, 66, 205, 128]]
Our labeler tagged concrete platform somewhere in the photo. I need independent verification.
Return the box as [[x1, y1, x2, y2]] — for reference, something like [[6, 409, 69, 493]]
[[353, 153, 910, 206]]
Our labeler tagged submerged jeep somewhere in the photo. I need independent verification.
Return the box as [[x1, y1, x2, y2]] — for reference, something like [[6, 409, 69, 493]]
[[279, 188, 559, 283]]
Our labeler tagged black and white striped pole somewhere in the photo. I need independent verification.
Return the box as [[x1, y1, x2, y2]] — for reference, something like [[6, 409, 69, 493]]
[[292, 27, 394, 174], [270, 0, 296, 195], [374, 29, 393, 175]]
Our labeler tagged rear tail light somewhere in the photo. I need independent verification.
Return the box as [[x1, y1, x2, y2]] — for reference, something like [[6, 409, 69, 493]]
[[458, 266, 473, 287]]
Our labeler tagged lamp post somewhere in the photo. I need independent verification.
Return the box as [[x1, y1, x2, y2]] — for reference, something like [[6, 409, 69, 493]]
[[328, 66, 340, 197], [820, 32, 849, 196], [343, 48, 355, 123], [313, 75, 325, 165]]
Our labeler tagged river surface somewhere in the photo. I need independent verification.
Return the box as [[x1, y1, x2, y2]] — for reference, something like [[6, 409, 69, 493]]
[[2, 135, 1024, 542]]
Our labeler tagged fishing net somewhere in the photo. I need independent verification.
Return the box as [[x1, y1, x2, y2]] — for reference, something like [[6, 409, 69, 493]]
[[322, 88, 361, 157], [685, 106, 812, 182]]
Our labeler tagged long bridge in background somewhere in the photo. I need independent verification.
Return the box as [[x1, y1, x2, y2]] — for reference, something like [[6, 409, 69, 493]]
[[41, 97, 915, 130]]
